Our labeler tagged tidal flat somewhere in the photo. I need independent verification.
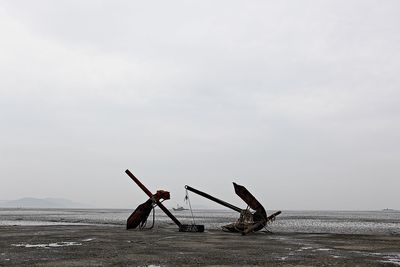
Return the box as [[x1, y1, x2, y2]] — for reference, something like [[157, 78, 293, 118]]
[[1, 224, 400, 266]]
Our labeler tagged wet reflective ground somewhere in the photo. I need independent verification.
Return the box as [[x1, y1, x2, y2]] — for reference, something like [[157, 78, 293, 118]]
[[1, 208, 399, 235]]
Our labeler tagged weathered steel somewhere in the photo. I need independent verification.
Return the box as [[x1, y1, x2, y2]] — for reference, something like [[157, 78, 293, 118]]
[[233, 182, 268, 233], [185, 182, 281, 234], [126, 190, 170, 230], [127, 198, 153, 229], [125, 169, 182, 228], [125, 169, 153, 197], [125, 169, 204, 232], [233, 182, 266, 218], [268, 211, 282, 220], [184, 185, 242, 213]]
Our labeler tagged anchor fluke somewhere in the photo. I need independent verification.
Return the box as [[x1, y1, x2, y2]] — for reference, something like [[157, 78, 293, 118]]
[[125, 169, 204, 232], [185, 182, 281, 234]]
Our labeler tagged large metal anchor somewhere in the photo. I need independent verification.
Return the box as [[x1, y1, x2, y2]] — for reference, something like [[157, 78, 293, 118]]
[[185, 183, 281, 234], [125, 169, 204, 232]]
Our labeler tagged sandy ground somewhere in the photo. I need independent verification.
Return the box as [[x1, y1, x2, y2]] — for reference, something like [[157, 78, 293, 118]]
[[1, 224, 399, 266]]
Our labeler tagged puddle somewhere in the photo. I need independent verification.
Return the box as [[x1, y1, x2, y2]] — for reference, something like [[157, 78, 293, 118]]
[[82, 238, 95, 242], [12, 242, 82, 248], [381, 260, 400, 266], [381, 253, 400, 266], [316, 248, 332, 251], [0, 220, 90, 226]]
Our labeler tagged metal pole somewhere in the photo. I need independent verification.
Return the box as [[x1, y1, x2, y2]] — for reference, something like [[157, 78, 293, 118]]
[[125, 169, 153, 197], [125, 169, 182, 227], [185, 185, 243, 213]]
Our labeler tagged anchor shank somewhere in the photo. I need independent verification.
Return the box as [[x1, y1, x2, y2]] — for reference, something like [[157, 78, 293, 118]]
[[125, 169, 182, 227], [185, 185, 243, 213]]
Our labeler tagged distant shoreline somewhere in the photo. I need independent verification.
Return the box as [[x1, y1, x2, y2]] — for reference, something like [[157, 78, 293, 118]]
[[1, 207, 399, 212]]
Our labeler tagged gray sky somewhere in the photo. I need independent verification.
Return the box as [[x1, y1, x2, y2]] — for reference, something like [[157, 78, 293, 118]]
[[1, 0, 399, 210]]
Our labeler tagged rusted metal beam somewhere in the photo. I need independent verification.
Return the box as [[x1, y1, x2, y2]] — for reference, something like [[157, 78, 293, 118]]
[[125, 169, 153, 197], [185, 182, 281, 234], [125, 169, 182, 228], [185, 185, 242, 213]]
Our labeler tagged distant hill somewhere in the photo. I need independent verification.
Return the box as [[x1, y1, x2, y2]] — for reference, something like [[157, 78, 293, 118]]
[[0, 197, 92, 208]]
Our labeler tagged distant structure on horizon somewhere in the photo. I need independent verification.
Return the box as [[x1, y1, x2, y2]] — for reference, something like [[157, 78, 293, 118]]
[[172, 204, 188, 211], [0, 197, 92, 209], [381, 208, 397, 212]]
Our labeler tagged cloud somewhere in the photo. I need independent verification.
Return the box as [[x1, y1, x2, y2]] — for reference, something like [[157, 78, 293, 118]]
[[0, 1, 399, 209]]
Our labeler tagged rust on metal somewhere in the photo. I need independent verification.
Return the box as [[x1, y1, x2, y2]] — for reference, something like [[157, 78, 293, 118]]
[[185, 183, 281, 235], [125, 169, 204, 232], [125, 169, 279, 234], [126, 190, 170, 230]]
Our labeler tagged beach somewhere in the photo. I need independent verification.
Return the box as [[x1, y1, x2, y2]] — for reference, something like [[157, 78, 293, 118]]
[[2, 1, 400, 265], [1, 208, 400, 266], [1, 224, 400, 266]]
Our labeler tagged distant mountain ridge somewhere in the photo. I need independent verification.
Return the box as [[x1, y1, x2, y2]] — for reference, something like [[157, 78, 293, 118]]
[[0, 197, 92, 208]]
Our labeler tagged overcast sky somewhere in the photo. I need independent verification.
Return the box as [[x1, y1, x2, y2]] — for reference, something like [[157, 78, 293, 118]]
[[1, 0, 399, 210]]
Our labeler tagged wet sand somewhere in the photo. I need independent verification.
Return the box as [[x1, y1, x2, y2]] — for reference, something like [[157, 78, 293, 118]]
[[1, 224, 399, 266]]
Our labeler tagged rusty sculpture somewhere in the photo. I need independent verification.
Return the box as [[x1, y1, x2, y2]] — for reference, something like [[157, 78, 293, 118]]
[[125, 169, 204, 232], [185, 183, 281, 234]]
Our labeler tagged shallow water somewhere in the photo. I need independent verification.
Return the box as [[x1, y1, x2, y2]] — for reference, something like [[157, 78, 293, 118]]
[[0, 208, 399, 235]]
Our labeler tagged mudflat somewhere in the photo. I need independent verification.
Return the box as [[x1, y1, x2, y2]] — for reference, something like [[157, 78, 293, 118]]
[[1, 224, 399, 266]]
